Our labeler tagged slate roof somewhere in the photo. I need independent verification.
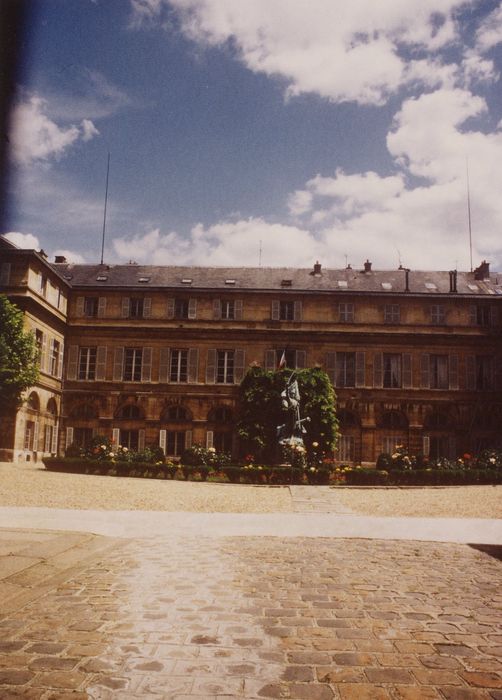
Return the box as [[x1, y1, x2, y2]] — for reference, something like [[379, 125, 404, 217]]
[[51, 262, 502, 297]]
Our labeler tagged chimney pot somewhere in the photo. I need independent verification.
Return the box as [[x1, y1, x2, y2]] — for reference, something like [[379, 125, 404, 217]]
[[474, 260, 490, 280], [363, 259, 372, 273], [54, 255, 67, 264]]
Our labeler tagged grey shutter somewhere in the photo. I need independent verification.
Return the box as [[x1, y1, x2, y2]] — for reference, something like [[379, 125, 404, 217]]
[[234, 349, 245, 382], [51, 424, 58, 454], [112, 428, 120, 446], [65, 427, 74, 450], [184, 430, 193, 449], [141, 347, 152, 382], [490, 306, 498, 327], [67, 345, 78, 380], [469, 305, 477, 325], [188, 298, 197, 319], [325, 352, 336, 384], [0, 262, 11, 285], [421, 354, 430, 388], [76, 296, 85, 317], [496, 357, 502, 392], [271, 300, 280, 320], [422, 436, 430, 457], [206, 349, 217, 384], [40, 333, 47, 372], [206, 430, 214, 449], [167, 298, 175, 319], [234, 299, 243, 320], [188, 348, 199, 383], [48, 339, 55, 375], [355, 351, 365, 387], [294, 300, 303, 321], [213, 299, 222, 320], [44, 425, 51, 453], [373, 352, 383, 388], [265, 349, 277, 371], [113, 347, 124, 381], [295, 350, 306, 369], [449, 354, 459, 390], [138, 429, 146, 451], [122, 297, 130, 318], [143, 298, 152, 318], [402, 353, 412, 389], [98, 297, 107, 318], [466, 354, 476, 390], [58, 342, 64, 379], [159, 429, 167, 453], [159, 348, 170, 383], [96, 346, 107, 380], [33, 421, 40, 452]]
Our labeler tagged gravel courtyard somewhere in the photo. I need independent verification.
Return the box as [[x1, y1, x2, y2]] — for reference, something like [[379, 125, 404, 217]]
[[1, 462, 501, 518]]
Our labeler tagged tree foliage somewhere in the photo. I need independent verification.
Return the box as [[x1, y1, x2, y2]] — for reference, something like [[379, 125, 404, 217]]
[[237, 365, 338, 462], [0, 295, 39, 409]]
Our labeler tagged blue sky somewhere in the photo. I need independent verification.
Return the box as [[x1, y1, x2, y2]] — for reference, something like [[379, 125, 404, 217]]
[[4, 0, 502, 270]]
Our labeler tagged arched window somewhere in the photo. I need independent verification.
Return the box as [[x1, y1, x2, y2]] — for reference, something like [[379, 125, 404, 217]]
[[47, 398, 58, 417], [380, 411, 408, 430], [27, 392, 40, 412], [209, 406, 232, 423], [117, 404, 143, 420], [338, 410, 359, 428], [161, 405, 190, 422], [424, 411, 449, 430], [69, 403, 98, 420]]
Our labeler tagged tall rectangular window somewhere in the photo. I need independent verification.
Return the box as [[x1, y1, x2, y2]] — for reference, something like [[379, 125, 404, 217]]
[[123, 348, 142, 381], [35, 329, 43, 367], [476, 356, 493, 390], [50, 340, 61, 376], [167, 431, 185, 456], [430, 305, 445, 324], [339, 303, 354, 323], [217, 350, 234, 383], [336, 352, 356, 387], [384, 305, 400, 324], [383, 353, 402, 388], [279, 301, 295, 321], [474, 306, 490, 327], [430, 354, 448, 389], [79, 347, 97, 380], [175, 299, 189, 319], [170, 349, 188, 382], [221, 300, 235, 320], [129, 297, 144, 318], [84, 297, 98, 317]]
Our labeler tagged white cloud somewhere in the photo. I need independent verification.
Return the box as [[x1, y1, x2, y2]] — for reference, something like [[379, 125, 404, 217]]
[[475, 4, 502, 52], [9, 96, 99, 166], [3, 232, 41, 249]]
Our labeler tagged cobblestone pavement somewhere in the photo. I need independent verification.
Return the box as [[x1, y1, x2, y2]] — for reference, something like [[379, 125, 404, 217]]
[[0, 532, 501, 699]]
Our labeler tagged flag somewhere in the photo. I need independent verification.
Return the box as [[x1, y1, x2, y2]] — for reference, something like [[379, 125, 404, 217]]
[[277, 350, 286, 369]]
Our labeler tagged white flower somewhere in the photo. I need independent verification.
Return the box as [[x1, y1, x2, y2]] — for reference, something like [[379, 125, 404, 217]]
[[489, 457, 496, 464], [312, 442, 319, 448], [208, 447, 216, 453]]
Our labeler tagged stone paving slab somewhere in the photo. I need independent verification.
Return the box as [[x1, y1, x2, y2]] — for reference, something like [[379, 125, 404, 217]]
[[0, 532, 501, 698]]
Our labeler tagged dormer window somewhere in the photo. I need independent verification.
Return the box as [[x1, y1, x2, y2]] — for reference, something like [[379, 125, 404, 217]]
[[181, 278, 192, 285], [96, 275, 107, 281], [138, 277, 150, 283], [281, 279, 292, 287], [225, 279, 236, 285], [381, 282, 392, 291]]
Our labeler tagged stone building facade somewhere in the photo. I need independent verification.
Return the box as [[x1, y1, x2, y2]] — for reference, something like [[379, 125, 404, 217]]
[[1, 235, 501, 463]]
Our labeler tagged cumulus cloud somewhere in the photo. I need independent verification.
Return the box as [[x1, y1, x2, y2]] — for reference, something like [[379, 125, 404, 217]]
[[475, 4, 502, 52], [3, 232, 41, 249], [9, 96, 99, 166]]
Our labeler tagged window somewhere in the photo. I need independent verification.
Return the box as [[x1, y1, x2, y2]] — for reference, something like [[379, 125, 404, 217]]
[[339, 303, 354, 323], [84, 297, 98, 317], [338, 435, 354, 462], [336, 352, 356, 387], [49, 340, 61, 376], [175, 299, 189, 319], [170, 349, 188, 382], [118, 404, 142, 420], [211, 406, 232, 423], [217, 350, 234, 383], [39, 275, 47, 296], [166, 431, 185, 456], [476, 356, 493, 390], [74, 427, 93, 449], [24, 421, 35, 450], [214, 431, 232, 453], [44, 425, 54, 453], [430, 305, 446, 324], [473, 306, 491, 327], [430, 354, 448, 389], [78, 347, 97, 380], [121, 429, 139, 451], [221, 300, 235, 320], [166, 405, 188, 421], [279, 301, 295, 321], [123, 348, 142, 381], [383, 353, 402, 388], [35, 330, 43, 366], [384, 304, 400, 324], [129, 297, 144, 318]]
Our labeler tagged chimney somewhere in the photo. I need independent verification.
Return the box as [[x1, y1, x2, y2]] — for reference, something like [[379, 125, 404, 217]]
[[54, 255, 67, 264], [474, 260, 490, 280], [404, 268, 410, 292], [449, 270, 457, 293], [313, 261, 322, 276], [363, 259, 372, 273]]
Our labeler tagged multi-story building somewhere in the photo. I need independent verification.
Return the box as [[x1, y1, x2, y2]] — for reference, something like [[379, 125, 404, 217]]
[[1, 235, 501, 464]]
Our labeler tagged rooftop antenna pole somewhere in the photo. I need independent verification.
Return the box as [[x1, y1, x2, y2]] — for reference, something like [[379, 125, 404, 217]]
[[100, 152, 110, 265], [466, 157, 473, 272], [259, 240, 262, 267]]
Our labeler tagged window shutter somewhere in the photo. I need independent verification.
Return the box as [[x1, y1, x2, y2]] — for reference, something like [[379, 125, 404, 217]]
[[0, 262, 11, 285], [166, 298, 175, 319], [51, 424, 58, 454], [325, 352, 336, 384], [213, 299, 222, 320], [490, 306, 498, 327], [76, 296, 85, 317], [188, 348, 199, 383], [138, 429, 146, 451], [188, 298, 197, 319], [143, 298, 152, 318], [65, 427, 74, 450], [159, 429, 167, 453], [67, 345, 78, 380], [373, 352, 383, 388], [295, 350, 306, 369], [159, 348, 170, 383], [206, 430, 214, 449], [141, 347, 152, 382], [465, 354, 476, 390], [234, 349, 245, 382], [265, 349, 277, 371], [234, 299, 243, 320], [469, 305, 477, 325], [112, 428, 120, 446], [33, 421, 40, 452], [44, 425, 51, 453], [421, 354, 430, 388], [113, 347, 124, 381], [98, 297, 107, 318], [355, 352, 366, 387], [422, 435, 430, 457], [40, 334, 47, 372], [402, 353, 412, 389], [206, 349, 217, 384], [96, 346, 107, 380], [122, 297, 130, 318], [496, 357, 502, 391], [271, 300, 280, 320], [449, 354, 459, 390], [58, 342, 64, 379], [294, 300, 303, 321], [185, 430, 193, 450]]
